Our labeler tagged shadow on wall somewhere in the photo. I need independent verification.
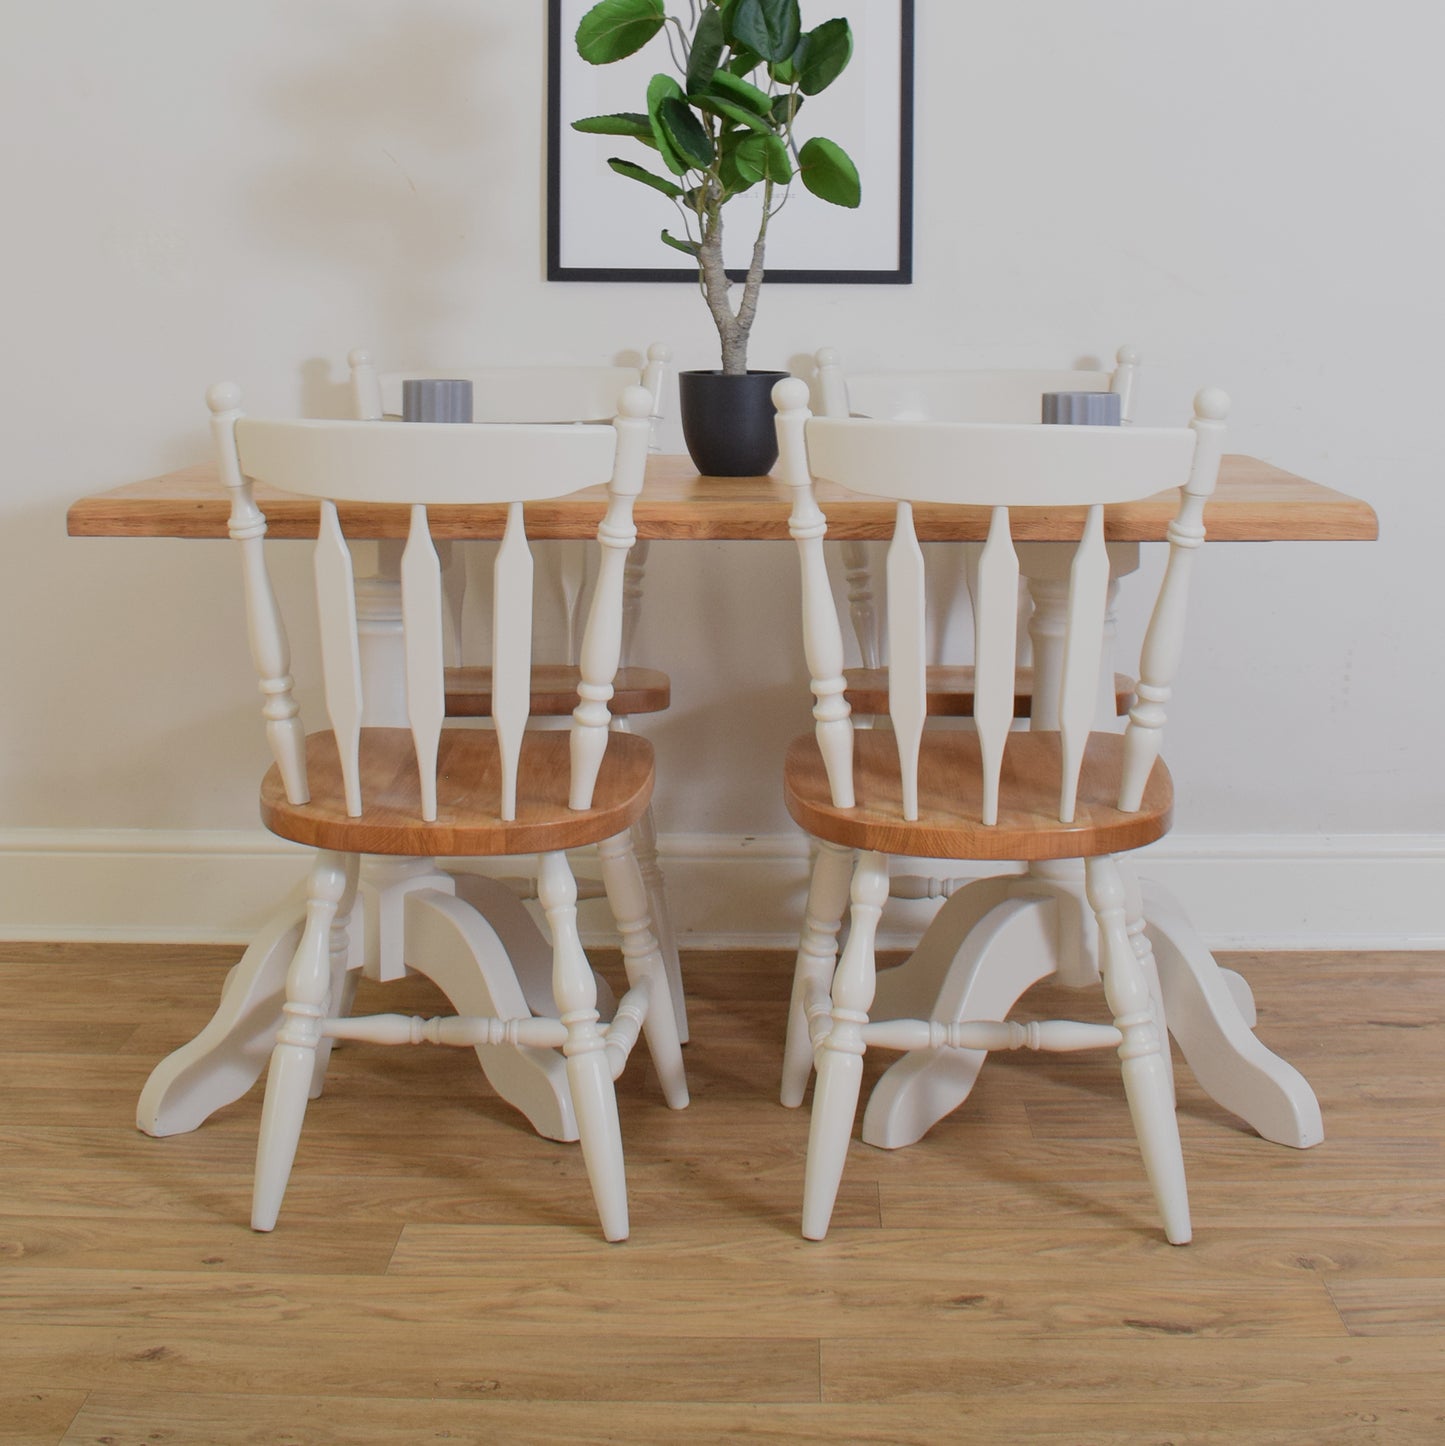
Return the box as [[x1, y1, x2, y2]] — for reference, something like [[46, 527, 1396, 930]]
[[246, 4, 500, 364]]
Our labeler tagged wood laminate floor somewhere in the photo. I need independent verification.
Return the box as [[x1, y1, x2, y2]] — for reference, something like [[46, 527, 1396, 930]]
[[1, 945, 1441, 1444]]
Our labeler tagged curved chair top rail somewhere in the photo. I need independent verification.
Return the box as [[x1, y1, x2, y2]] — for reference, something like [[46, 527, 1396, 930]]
[[801, 415, 1200, 509], [232, 414, 623, 506], [841, 369, 1116, 424], [815, 345, 1140, 425], [347, 344, 673, 425]]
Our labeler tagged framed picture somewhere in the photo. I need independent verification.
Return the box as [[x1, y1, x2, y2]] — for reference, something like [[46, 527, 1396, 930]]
[[547, 0, 914, 284]]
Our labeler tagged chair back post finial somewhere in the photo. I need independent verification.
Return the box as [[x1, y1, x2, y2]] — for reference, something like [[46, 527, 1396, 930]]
[[348, 348, 383, 421], [814, 347, 848, 419], [1118, 387, 1230, 810], [775, 376, 855, 808], [1111, 345, 1142, 423], [569, 386, 652, 810], [206, 383, 309, 805]]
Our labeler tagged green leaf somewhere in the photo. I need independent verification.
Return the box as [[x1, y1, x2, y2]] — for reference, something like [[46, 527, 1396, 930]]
[[695, 99, 772, 135], [727, 43, 764, 76], [685, 4, 727, 91], [770, 91, 802, 127], [797, 17, 852, 95], [660, 228, 701, 257], [717, 132, 761, 193], [798, 135, 860, 207], [575, 0, 665, 64], [735, 132, 793, 184], [607, 157, 686, 198], [728, 0, 801, 63], [691, 90, 773, 134], [659, 96, 715, 169], [572, 111, 655, 140], [646, 73, 692, 174], [707, 68, 772, 115]]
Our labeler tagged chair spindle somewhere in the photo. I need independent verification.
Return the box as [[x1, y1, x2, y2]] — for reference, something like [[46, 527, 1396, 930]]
[[491, 501, 533, 822], [315, 500, 364, 817], [886, 501, 927, 821], [401, 503, 445, 822], [972, 505, 1020, 826]]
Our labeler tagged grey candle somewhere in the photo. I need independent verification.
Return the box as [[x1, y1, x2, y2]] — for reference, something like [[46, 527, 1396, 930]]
[[402, 378, 474, 423], [1041, 391, 1121, 426]]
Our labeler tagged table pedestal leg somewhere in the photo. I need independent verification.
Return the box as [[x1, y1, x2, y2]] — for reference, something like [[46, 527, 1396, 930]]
[[859, 863, 1323, 1151], [137, 886, 307, 1137], [1141, 878, 1323, 1148], [138, 859, 580, 1142], [863, 888, 1062, 1148]]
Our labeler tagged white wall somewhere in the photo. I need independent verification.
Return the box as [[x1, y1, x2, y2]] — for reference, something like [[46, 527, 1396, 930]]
[[1, 2, 1441, 943]]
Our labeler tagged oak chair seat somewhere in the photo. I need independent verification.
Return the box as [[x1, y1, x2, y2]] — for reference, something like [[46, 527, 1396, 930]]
[[843, 666, 1134, 719], [262, 728, 654, 857], [444, 664, 670, 719], [784, 730, 1172, 862]]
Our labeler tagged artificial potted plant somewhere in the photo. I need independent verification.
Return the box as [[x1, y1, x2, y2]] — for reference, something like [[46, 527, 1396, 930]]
[[571, 0, 860, 474]]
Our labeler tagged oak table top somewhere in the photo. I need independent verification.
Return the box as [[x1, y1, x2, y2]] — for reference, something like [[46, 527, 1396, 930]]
[[67, 452, 1378, 544]]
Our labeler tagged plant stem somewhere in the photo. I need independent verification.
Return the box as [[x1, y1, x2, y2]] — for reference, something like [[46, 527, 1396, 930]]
[[697, 178, 773, 375]]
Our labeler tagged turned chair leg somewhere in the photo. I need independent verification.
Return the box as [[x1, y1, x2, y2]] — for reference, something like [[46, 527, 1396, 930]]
[[630, 799, 688, 1044], [802, 851, 889, 1241], [252, 851, 359, 1232], [598, 828, 688, 1109], [782, 839, 855, 1108], [1087, 853, 1192, 1245], [539, 850, 630, 1242]]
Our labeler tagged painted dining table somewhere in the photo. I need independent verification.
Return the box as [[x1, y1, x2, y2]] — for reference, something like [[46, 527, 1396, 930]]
[[69, 453, 1377, 1157]]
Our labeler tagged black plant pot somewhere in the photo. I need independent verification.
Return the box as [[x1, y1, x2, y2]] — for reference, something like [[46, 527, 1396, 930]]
[[678, 369, 789, 477]]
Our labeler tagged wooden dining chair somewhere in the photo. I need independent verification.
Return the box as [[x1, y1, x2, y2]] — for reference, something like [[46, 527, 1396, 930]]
[[815, 344, 1140, 726], [772, 375, 1228, 1243], [347, 344, 687, 1042], [205, 380, 687, 1241]]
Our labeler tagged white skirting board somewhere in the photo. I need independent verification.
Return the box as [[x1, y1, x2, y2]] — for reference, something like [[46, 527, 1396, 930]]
[[0, 827, 1440, 951]]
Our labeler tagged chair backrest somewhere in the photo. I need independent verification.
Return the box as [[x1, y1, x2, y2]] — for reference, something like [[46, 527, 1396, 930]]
[[205, 382, 655, 826], [773, 377, 1228, 828], [347, 345, 671, 668], [815, 345, 1140, 424], [348, 344, 672, 425], [812, 346, 1140, 674]]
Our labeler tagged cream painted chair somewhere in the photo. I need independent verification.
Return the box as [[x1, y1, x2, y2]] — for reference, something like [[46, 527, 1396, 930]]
[[346, 344, 687, 1042], [205, 380, 686, 1241], [813, 347, 1140, 914], [773, 375, 1228, 1243]]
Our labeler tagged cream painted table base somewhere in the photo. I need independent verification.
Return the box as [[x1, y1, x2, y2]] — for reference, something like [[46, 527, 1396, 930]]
[[862, 866, 1324, 1150], [137, 860, 613, 1142], [852, 545, 1323, 1154]]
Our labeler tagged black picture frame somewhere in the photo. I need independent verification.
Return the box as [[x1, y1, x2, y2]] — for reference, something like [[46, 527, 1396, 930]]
[[546, 0, 914, 284]]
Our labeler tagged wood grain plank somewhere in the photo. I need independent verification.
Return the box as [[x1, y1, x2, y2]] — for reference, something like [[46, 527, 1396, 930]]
[[1329, 1277, 1445, 1336], [0, 1388, 86, 1445], [3, 1323, 819, 1403], [388, 1222, 1445, 1285], [0, 1217, 401, 1275], [820, 1334, 1445, 1405], [0, 1264, 1342, 1341]]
